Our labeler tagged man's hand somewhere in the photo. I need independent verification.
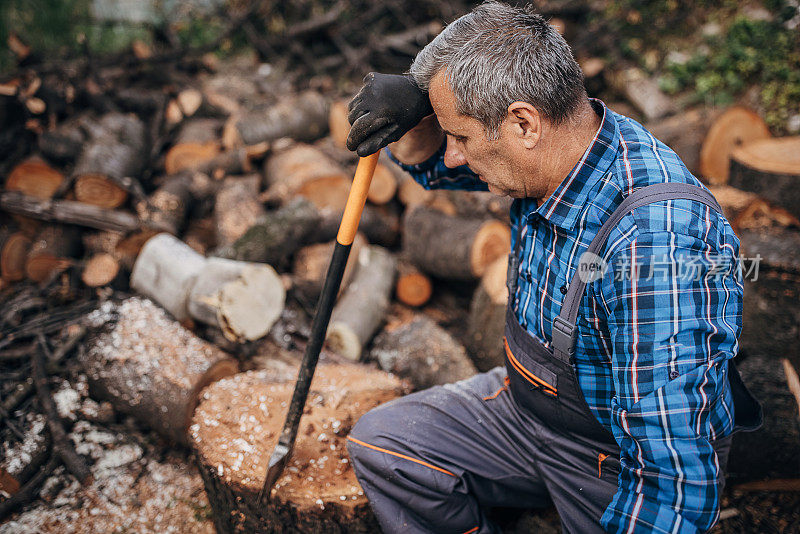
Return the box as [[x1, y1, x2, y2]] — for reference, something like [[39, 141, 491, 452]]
[[346, 73, 434, 157]]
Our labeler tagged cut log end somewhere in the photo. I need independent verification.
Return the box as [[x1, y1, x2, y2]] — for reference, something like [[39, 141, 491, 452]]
[[74, 174, 129, 209], [0, 232, 31, 282], [6, 157, 64, 200], [367, 164, 398, 205], [470, 220, 511, 278], [395, 268, 433, 308], [699, 106, 771, 185], [164, 142, 221, 175], [81, 253, 120, 287]]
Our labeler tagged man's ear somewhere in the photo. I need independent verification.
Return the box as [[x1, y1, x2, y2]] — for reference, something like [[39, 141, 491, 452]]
[[507, 102, 541, 149]]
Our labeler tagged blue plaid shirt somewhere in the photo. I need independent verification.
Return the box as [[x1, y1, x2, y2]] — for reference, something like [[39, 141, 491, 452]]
[[387, 99, 741, 533]]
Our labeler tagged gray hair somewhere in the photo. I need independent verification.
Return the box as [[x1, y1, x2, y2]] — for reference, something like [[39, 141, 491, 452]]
[[409, 1, 586, 139]]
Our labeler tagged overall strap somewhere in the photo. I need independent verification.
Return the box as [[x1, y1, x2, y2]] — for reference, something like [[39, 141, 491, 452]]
[[551, 183, 723, 363]]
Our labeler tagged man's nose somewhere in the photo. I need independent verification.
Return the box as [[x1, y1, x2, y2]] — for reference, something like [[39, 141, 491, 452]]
[[443, 136, 467, 168]]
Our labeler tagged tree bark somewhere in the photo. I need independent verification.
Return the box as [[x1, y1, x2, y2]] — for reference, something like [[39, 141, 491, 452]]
[[214, 175, 266, 247], [292, 234, 366, 303], [370, 315, 477, 391], [466, 255, 508, 372], [226, 91, 328, 148], [403, 205, 511, 281], [327, 246, 397, 361], [25, 225, 81, 282], [190, 363, 405, 533], [82, 297, 238, 446], [135, 172, 195, 236]]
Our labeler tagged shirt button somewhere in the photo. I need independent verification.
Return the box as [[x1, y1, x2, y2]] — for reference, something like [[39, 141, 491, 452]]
[[525, 272, 533, 282], [669, 370, 679, 380], [559, 285, 568, 295]]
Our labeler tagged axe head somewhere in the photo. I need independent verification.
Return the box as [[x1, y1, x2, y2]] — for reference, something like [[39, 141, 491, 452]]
[[257, 442, 290, 504]]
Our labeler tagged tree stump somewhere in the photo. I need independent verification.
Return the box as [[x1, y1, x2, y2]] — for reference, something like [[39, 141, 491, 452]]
[[699, 106, 770, 185], [73, 112, 147, 208], [82, 297, 238, 445], [130, 233, 206, 320], [369, 315, 477, 390], [264, 144, 351, 212], [403, 205, 511, 281], [190, 363, 407, 533], [25, 225, 80, 282], [164, 118, 223, 175], [466, 255, 508, 372], [326, 246, 397, 361], [6, 156, 64, 200], [728, 136, 800, 221], [187, 257, 285, 342], [214, 175, 266, 247]]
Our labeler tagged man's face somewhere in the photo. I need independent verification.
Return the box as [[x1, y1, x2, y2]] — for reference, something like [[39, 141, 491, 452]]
[[428, 71, 535, 198]]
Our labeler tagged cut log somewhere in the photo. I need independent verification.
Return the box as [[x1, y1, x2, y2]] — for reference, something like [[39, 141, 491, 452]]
[[438, 190, 512, 223], [608, 68, 674, 121], [81, 253, 122, 288], [73, 112, 148, 208], [326, 246, 397, 361], [115, 229, 160, 270], [37, 117, 86, 164], [0, 191, 145, 233], [728, 137, 800, 220], [328, 98, 350, 149], [370, 315, 478, 390], [292, 233, 366, 303], [264, 143, 351, 212], [394, 260, 433, 308], [646, 108, 718, 176], [214, 175, 266, 247], [0, 225, 31, 282], [187, 258, 285, 342], [190, 363, 406, 533], [135, 172, 195, 236], [25, 225, 80, 282], [130, 233, 207, 320], [396, 170, 434, 207], [164, 118, 223, 175], [466, 255, 509, 372], [5, 156, 64, 200], [183, 217, 217, 255], [82, 297, 238, 445], [311, 203, 401, 247], [699, 106, 771, 185], [709, 185, 799, 233], [403, 205, 511, 281], [225, 91, 328, 148], [367, 163, 398, 205], [727, 353, 800, 482], [214, 198, 321, 267]]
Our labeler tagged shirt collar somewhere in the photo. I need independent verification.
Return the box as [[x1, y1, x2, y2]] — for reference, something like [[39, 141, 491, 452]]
[[530, 98, 620, 231]]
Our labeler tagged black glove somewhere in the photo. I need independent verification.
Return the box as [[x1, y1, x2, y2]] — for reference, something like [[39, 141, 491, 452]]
[[346, 72, 434, 157]]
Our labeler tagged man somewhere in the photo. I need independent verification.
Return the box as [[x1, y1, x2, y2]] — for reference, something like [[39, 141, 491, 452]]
[[344, 2, 761, 533]]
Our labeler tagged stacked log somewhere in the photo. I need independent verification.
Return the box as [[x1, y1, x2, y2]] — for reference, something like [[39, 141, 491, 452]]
[[190, 363, 407, 533], [370, 315, 477, 390], [213, 175, 266, 247], [73, 113, 147, 209], [403, 205, 511, 281], [25, 225, 81, 282], [6, 156, 64, 200], [394, 260, 433, 308], [326, 246, 397, 361], [164, 118, 223, 175], [81, 297, 238, 445], [292, 233, 367, 302], [466, 255, 508, 372], [81, 253, 123, 288], [0, 223, 32, 282]]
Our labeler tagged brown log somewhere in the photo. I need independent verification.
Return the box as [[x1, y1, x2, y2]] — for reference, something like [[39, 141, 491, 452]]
[[394, 260, 433, 308], [699, 106, 771, 185], [264, 143, 351, 212], [82, 297, 238, 445], [438, 190, 512, 223], [403, 205, 511, 281], [370, 314, 477, 390], [73, 112, 148, 208], [466, 255, 509, 372], [225, 91, 328, 148], [0, 224, 31, 282], [115, 229, 160, 270], [25, 225, 80, 282], [328, 98, 351, 150], [38, 118, 85, 164], [311, 203, 401, 247], [214, 175, 266, 247], [327, 246, 397, 361], [367, 163, 398, 206], [164, 118, 223, 175], [0, 190, 145, 233], [5, 156, 64, 200], [214, 198, 321, 268], [396, 170, 434, 207], [80, 253, 121, 288], [728, 137, 800, 220], [183, 216, 217, 255], [709, 185, 800, 233], [292, 233, 366, 302], [135, 172, 195, 235], [190, 363, 406, 533]]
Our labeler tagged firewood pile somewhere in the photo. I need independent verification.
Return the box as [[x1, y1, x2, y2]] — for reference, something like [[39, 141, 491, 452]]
[[1, 1, 799, 531]]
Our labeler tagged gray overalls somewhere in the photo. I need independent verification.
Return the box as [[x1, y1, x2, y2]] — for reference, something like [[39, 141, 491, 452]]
[[347, 183, 762, 533]]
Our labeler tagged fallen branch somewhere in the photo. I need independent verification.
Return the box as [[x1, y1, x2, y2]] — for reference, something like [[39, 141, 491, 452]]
[[0, 455, 58, 522]]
